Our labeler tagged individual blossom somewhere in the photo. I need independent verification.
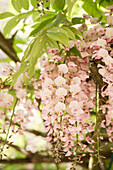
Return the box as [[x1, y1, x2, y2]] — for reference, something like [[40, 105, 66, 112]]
[[103, 55, 113, 66], [16, 109, 25, 120], [98, 49, 108, 58], [71, 77, 81, 85], [41, 88, 52, 98], [106, 16, 113, 25], [58, 64, 68, 74], [68, 62, 77, 70], [98, 67, 108, 77], [75, 108, 84, 117], [69, 100, 81, 111], [106, 28, 113, 37], [54, 76, 66, 86], [97, 27, 105, 35], [90, 17, 99, 24], [16, 89, 27, 99], [83, 14, 90, 20], [70, 84, 81, 95], [1, 63, 11, 76], [43, 77, 53, 87], [4, 94, 14, 106], [56, 87, 67, 97], [55, 102, 66, 112], [97, 38, 107, 47]]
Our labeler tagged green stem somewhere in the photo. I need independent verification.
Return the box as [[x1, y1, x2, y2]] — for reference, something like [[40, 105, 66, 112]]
[[95, 84, 100, 163], [0, 98, 18, 153], [75, 121, 78, 166]]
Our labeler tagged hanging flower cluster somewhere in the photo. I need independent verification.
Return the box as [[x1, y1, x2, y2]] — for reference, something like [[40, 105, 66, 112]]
[[34, 5, 113, 163], [0, 4, 113, 166], [0, 63, 38, 156]]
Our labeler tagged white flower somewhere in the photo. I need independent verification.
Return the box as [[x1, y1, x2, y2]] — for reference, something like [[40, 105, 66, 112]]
[[68, 62, 76, 69], [76, 108, 84, 117], [98, 49, 108, 58], [44, 78, 53, 87], [58, 64, 68, 74], [16, 89, 27, 99], [69, 101, 80, 110], [103, 55, 113, 66], [106, 28, 113, 37], [56, 87, 67, 97], [4, 94, 14, 105], [55, 102, 66, 112], [97, 38, 106, 47], [71, 77, 81, 85], [55, 76, 66, 86], [16, 109, 25, 118], [42, 88, 52, 97], [70, 84, 81, 94]]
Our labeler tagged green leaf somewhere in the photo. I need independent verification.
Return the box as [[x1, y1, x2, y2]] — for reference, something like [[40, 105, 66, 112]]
[[30, 0, 38, 8], [72, 17, 85, 25], [20, 0, 29, 10], [61, 26, 77, 41], [13, 45, 23, 53], [47, 37, 59, 49], [51, 12, 71, 26], [21, 38, 36, 62], [67, 26, 83, 37], [96, 0, 113, 8], [3, 11, 34, 37], [52, 0, 65, 11], [28, 34, 46, 64], [14, 35, 28, 44], [11, 0, 22, 12], [82, 0, 102, 18], [28, 51, 43, 78], [23, 73, 30, 85], [66, 0, 77, 19], [28, 32, 47, 78], [0, 12, 15, 19], [70, 46, 82, 58], [30, 15, 56, 36], [47, 27, 69, 46], [35, 69, 41, 80]]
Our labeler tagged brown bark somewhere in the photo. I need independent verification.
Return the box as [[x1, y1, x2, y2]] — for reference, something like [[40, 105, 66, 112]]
[[0, 32, 20, 62]]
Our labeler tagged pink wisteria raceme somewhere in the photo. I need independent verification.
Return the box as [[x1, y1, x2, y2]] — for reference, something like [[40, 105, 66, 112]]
[[0, 4, 113, 166], [33, 5, 113, 162]]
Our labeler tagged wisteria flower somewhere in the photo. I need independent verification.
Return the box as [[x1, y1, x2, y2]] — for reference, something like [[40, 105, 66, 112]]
[[69, 101, 80, 111], [54, 76, 66, 86], [106, 28, 113, 37], [98, 49, 108, 58], [58, 64, 68, 74], [97, 38, 107, 47], [55, 102, 66, 112], [44, 77, 53, 87], [56, 87, 67, 97], [16, 89, 27, 99], [70, 84, 81, 95]]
